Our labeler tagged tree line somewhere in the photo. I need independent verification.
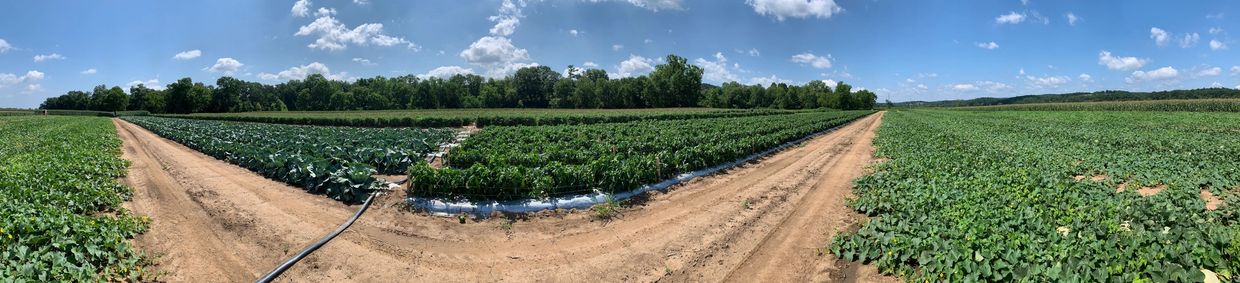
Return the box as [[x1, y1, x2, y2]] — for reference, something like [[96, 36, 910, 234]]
[[40, 54, 877, 113]]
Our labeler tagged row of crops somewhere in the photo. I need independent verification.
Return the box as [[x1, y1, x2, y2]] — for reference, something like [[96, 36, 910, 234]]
[[0, 116, 149, 280], [159, 108, 791, 127], [407, 110, 875, 200], [952, 98, 1240, 112], [122, 117, 455, 202], [831, 110, 1240, 281]]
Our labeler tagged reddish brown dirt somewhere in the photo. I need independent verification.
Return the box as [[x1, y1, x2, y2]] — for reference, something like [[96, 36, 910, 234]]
[[115, 113, 894, 283]]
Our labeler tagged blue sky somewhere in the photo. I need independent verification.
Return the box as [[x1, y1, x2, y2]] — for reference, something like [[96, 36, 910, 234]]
[[1, 0, 1239, 108]]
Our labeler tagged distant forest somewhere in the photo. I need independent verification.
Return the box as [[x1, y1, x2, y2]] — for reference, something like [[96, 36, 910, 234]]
[[39, 54, 878, 114], [895, 88, 1240, 107]]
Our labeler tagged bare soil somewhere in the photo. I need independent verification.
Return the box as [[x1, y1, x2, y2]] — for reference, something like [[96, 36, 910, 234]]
[[114, 113, 894, 283]]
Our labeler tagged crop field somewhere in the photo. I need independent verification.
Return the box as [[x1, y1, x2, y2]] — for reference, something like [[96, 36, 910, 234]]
[[158, 108, 791, 127], [408, 110, 874, 200], [0, 116, 148, 280], [951, 98, 1240, 112], [831, 110, 1240, 281], [121, 117, 455, 202]]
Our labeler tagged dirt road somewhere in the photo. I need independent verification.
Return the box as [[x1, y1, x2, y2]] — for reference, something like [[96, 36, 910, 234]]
[[115, 112, 894, 282]]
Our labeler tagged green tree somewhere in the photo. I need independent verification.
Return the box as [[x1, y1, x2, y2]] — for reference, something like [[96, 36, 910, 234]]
[[647, 54, 704, 107], [512, 66, 559, 107]]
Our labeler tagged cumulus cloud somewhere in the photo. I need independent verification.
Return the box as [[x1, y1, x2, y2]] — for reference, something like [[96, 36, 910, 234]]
[[33, 53, 65, 62], [1024, 74, 1071, 88], [420, 66, 475, 78], [127, 79, 164, 90], [1150, 27, 1170, 46], [790, 52, 832, 69], [1197, 66, 1222, 77], [80, 68, 97, 75], [1210, 39, 1228, 50], [695, 52, 738, 83], [1097, 50, 1149, 71], [612, 44, 624, 51], [951, 84, 979, 91], [488, 0, 524, 36], [1209, 27, 1224, 34], [292, 0, 311, 17], [205, 57, 244, 74], [173, 49, 202, 60], [1066, 13, 1079, 26], [353, 0, 369, 4], [1179, 32, 1200, 48], [747, 0, 843, 21], [995, 11, 1025, 24], [295, 16, 418, 51], [258, 62, 346, 81], [459, 36, 532, 77], [976, 41, 999, 50], [950, 81, 1010, 92], [1126, 66, 1179, 83], [351, 57, 375, 65], [315, 7, 337, 17], [0, 38, 11, 53], [582, 61, 599, 68], [746, 48, 760, 56], [569, 29, 580, 36], [1079, 73, 1092, 82], [616, 55, 655, 78], [0, 70, 45, 88], [749, 75, 789, 86]]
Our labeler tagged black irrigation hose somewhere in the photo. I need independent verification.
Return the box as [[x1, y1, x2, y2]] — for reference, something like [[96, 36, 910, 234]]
[[256, 191, 378, 283]]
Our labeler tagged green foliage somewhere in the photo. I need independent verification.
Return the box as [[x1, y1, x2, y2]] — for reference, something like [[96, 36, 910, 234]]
[[830, 110, 1240, 282], [0, 116, 150, 281], [122, 117, 456, 202], [408, 110, 874, 200], [953, 98, 1240, 112], [897, 87, 1240, 108], [159, 108, 792, 127]]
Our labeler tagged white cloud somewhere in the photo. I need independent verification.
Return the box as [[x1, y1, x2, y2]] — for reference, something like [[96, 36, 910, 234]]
[[127, 79, 163, 90], [353, 0, 369, 5], [1232, 66, 1240, 75], [616, 55, 655, 78], [582, 61, 599, 68], [644, 38, 653, 44], [205, 57, 244, 74], [173, 49, 202, 60], [1126, 66, 1179, 83], [747, 0, 843, 21], [292, 0, 311, 17], [951, 84, 979, 91], [1179, 32, 1200, 48], [315, 7, 337, 17], [488, 0, 524, 37], [1066, 13, 1079, 26], [1097, 50, 1149, 71], [80, 68, 97, 75], [695, 52, 738, 83], [749, 75, 789, 86], [258, 62, 346, 81], [420, 66, 475, 78], [1150, 27, 1170, 46], [459, 36, 531, 76], [976, 41, 999, 50], [996, 11, 1025, 24], [1210, 39, 1228, 50], [1079, 73, 1092, 82], [1209, 27, 1224, 34], [0, 71, 44, 90], [790, 52, 832, 69], [747, 48, 760, 56], [24, 83, 43, 94], [612, 44, 624, 51], [1021, 0, 1029, 5], [1197, 66, 1222, 77], [295, 16, 418, 51], [352, 57, 375, 65], [0, 39, 13, 53], [33, 53, 65, 62], [1024, 75, 1071, 88], [569, 29, 580, 36]]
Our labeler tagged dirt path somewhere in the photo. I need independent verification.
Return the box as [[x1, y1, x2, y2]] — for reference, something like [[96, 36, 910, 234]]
[[115, 112, 894, 283]]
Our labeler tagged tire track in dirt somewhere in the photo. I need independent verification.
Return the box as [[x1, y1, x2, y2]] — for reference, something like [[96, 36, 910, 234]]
[[116, 113, 893, 282]]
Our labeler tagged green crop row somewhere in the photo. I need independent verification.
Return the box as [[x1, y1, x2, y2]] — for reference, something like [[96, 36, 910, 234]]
[[122, 117, 456, 202], [157, 108, 792, 127], [408, 110, 875, 200], [951, 98, 1240, 112], [0, 116, 149, 281], [831, 110, 1240, 282]]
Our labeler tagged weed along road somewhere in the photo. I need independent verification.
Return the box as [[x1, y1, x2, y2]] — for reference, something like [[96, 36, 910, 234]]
[[113, 113, 892, 282]]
